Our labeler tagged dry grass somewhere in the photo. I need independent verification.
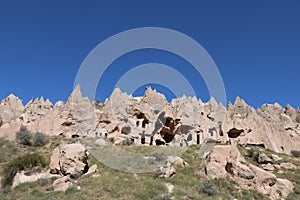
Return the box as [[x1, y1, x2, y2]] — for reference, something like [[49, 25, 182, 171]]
[[0, 139, 287, 200]]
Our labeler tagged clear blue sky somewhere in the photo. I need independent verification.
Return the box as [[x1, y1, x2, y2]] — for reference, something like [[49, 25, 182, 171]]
[[0, 0, 299, 108]]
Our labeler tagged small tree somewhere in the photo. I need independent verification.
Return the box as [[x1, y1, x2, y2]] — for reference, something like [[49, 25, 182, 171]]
[[16, 126, 31, 145], [31, 132, 49, 146], [122, 138, 134, 146], [199, 180, 218, 196], [291, 150, 300, 158]]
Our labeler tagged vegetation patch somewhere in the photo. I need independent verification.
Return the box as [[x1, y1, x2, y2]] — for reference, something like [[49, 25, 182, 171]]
[[291, 150, 300, 158], [1, 153, 47, 188], [16, 126, 49, 146]]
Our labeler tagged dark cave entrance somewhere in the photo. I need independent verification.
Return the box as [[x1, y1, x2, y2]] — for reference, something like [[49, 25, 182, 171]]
[[227, 128, 244, 138]]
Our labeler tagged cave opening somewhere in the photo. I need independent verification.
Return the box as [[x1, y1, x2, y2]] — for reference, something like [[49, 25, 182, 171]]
[[141, 130, 146, 144], [197, 133, 200, 144], [155, 139, 165, 145], [227, 128, 244, 138], [150, 136, 153, 145], [141, 136, 145, 144], [142, 120, 146, 128], [136, 112, 145, 119]]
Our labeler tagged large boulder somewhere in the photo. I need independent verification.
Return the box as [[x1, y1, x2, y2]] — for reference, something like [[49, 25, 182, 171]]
[[49, 143, 88, 178]]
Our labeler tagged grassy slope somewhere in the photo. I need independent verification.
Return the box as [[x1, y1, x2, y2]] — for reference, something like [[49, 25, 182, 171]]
[[0, 137, 298, 200]]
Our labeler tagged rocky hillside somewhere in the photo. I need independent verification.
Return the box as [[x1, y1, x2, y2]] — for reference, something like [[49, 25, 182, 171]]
[[0, 86, 300, 199], [0, 85, 299, 154]]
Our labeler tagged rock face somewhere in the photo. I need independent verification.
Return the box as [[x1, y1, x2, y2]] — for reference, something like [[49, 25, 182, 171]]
[[49, 143, 88, 178], [0, 94, 24, 123], [205, 144, 294, 199], [0, 85, 299, 154], [0, 86, 298, 198]]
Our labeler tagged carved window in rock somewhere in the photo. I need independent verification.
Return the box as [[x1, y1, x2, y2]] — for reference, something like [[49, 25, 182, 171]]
[[208, 127, 217, 139], [142, 120, 146, 128], [141, 131, 146, 144], [197, 133, 200, 144]]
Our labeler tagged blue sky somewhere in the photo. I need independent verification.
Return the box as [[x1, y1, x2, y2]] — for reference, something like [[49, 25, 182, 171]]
[[0, 0, 299, 108]]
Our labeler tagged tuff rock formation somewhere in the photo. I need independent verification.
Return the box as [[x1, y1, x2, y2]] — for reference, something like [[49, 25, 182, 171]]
[[1, 85, 299, 198], [205, 144, 294, 199], [0, 85, 299, 155], [49, 143, 89, 178]]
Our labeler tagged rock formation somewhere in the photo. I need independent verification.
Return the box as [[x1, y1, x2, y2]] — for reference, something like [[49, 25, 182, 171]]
[[49, 143, 89, 178], [205, 144, 294, 199], [0, 85, 299, 155], [0, 85, 299, 198]]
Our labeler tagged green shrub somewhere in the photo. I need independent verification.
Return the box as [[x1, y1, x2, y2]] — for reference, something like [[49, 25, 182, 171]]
[[240, 189, 269, 200], [247, 148, 254, 158], [15, 126, 48, 146], [122, 138, 134, 146], [31, 132, 49, 146], [212, 178, 238, 197], [291, 150, 300, 158], [254, 152, 260, 163], [108, 137, 115, 144], [65, 186, 78, 195], [1, 153, 47, 188], [198, 180, 218, 196], [16, 126, 31, 145]]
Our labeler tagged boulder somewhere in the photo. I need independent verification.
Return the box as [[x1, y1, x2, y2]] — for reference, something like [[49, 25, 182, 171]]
[[59, 143, 88, 177], [275, 178, 294, 198], [248, 164, 277, 188], [166, 156, 189, 168], [53, 175, 72, 192], [270, 154, 282, 162], [155, 165, 176, 178], [49, 147, 60, 174], [262, 163, 275, 171], [257, 153, 273, 164], [280, 162, 297, 170], [49, 143, 88, 178]]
